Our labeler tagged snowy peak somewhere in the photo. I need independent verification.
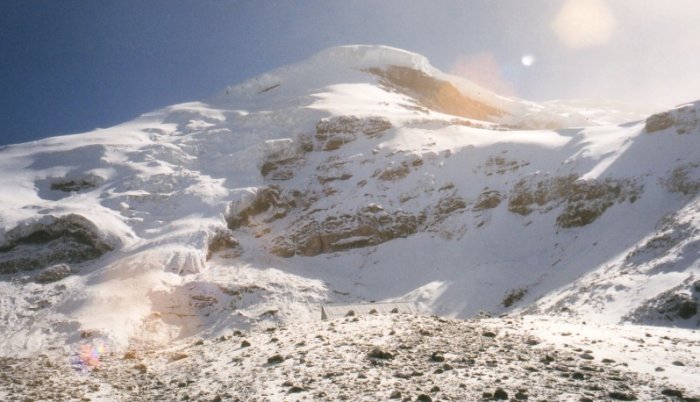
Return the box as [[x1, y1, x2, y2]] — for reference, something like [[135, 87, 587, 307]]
[[216, 45, 646, 128], [0, 45, 699, 358]]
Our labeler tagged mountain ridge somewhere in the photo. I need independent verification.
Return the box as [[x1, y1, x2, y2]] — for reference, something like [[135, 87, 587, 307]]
[[0, 45, 698, 363]]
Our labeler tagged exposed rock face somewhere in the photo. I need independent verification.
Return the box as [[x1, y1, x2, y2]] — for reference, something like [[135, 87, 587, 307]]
[[664, 163, 700, 196], [34, 263, 72, 283], [625, 285, 699, 324], [507, 175, 642, 228], [473, 189, 502, 211], [206, 229, 241, 260], [0, 214, 113, 274], [271, 206, 426, 257], [226, 186, 292, 230], [366, 65, 506, 121], [50, 174, 103, 192], [315, 115, 392, 151], [646, 105, 699, 134]]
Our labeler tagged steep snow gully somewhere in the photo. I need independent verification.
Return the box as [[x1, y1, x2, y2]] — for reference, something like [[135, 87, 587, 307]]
[[0, 45, 699, 401]]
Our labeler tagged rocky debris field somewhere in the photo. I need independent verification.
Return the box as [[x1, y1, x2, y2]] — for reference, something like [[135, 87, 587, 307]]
[[2, 314, 698, 402]]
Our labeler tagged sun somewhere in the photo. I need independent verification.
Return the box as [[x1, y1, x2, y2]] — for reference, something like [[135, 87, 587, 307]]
[[521, 54, 536, 67]]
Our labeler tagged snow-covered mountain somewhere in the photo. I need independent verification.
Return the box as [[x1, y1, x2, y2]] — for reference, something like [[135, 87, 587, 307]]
[[1, 43, 698, 371]]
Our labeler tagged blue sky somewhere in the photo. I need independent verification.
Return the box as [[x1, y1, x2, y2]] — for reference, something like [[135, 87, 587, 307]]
[[2, 1, 700, 145]]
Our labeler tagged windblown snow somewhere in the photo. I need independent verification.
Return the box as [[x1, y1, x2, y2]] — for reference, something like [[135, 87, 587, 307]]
[[1, 45, 698, 401]]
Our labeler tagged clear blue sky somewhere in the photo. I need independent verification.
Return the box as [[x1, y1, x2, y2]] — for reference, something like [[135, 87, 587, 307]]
[[2, 1, 699, 145]]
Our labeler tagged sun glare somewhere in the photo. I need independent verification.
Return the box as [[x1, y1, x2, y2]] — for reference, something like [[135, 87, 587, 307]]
[[552, 0, 616, 48]]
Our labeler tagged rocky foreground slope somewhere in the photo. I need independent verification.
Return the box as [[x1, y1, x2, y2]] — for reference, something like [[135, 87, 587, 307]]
[[2, 314, 699, 401]]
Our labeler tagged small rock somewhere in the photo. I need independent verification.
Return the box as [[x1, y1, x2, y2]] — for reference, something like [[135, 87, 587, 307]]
[[368, 347, 394, 360], [389, 390, 402, 399], [133, 363, 147, 373], [672, 360, 685, 366], [241, 340, 251, 348], [493, 388, 509, 400], [482, 331, 497, 338], [430, 386, 440, 393], [515, 391, 529, 400], [288, 386, 305, 393], [416, 394, 432, 402], [579, 353, 594, 360], [608, 391, 637, 401], [267, 354, 284, 364], [430, 352, 445, 362], [661, 389, 683, 398], [122, 351, 137, 360]]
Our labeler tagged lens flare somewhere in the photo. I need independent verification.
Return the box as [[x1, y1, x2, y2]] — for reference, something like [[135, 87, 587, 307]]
[[70, 338, 110, 373]]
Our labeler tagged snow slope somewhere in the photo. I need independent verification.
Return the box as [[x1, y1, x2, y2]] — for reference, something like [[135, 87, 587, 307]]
[[0, 45, 698, 366]]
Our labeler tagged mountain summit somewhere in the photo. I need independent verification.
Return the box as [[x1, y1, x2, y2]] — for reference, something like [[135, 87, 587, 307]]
[[0, 45, 699, 399]]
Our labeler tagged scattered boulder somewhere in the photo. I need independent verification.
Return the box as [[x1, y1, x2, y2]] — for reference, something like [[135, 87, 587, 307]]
[[267, 354, 285, 364], [367, 347, 394, 360], [416, 394, 432, 402], [493, 387, 509, 400], [608, 391, 637, 401]]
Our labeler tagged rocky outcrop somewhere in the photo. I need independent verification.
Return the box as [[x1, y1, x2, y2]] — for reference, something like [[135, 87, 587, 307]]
[[315, 116, 392, 151], [473, 189, 502, 211], [206, 229, 241, 260], [0, 214, 113, 274], [507, 174, 642, 228], [34, 263, 73, 283], [271, 205, 425, 257], [226, 186, 292, 230], [645, 104, 699, 134], [49, 174, 103, 192], [664, 163, 700, 196], [624, 282, 699, 324]]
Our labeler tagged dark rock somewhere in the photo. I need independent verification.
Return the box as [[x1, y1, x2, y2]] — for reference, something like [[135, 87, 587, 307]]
[[267, 354, 284, 364], [493, 387, 509, 400], [389, 390, 402, 399], [288, 386, 305, 393], [661, 389, 683, 398], [571, 372, 585, 380], [579, 353, 594, 360], [430, 352, 445, 362], [608, 391, 637, 401], [672, 361, 685, 366], [416, 394, 432, 402], [482, 331, 497, 338], [241, 340, 251, 348], [368, 347, 394, 360], [430, 386, 440, 393], [514, 391, 529, 400]]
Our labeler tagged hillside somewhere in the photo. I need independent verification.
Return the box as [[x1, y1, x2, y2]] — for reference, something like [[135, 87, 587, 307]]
[[0, 45, 698, 400]]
